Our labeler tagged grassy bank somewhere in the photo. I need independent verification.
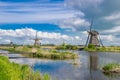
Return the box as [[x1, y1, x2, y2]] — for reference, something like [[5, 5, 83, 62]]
[[55, 43, 79, 50], [84, 44, 120, 52], [102, 63, 120, 73], [0, 46, 78, 60], [35, 50, 78, 60], [0, 56, 51, 80]]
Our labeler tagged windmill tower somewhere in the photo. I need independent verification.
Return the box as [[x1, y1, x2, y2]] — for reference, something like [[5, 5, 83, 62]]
[[33, 31, 42, 47], [85, 20, 103, 47]]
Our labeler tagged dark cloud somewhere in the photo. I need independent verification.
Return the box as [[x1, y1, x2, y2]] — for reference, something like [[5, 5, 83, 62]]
[[65, 0, 120, 30]]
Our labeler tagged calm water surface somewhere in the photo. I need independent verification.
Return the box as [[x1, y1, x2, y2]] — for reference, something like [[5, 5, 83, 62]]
[[1, 50, 120, 80]]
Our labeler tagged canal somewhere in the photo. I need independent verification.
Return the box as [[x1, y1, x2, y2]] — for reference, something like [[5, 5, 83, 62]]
[[0, 50, 120, 80]]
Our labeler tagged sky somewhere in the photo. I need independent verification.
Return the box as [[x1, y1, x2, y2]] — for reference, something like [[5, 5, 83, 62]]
[[0, 0, 120, 46]]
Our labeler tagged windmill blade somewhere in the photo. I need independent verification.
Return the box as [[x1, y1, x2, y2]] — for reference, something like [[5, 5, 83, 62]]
[[94, 33, 104, 47], [98, 35, 104, 47], [90, 19, 93, 32], [94, 36, 100, 47], [85, 34, 90, 47]]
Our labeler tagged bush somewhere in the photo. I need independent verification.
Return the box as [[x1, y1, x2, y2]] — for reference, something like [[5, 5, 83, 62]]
[[103, 63, 120, 71], [88, 44, 96, 49]]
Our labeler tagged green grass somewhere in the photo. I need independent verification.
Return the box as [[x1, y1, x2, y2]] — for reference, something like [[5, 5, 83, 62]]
[[102, 63, 120, 72], [84, 44, 120, 52], [0, 56, 51, 80], [55, 43, 79, 50], [35, 50, 78, 60], [0, 46, 78, 60]]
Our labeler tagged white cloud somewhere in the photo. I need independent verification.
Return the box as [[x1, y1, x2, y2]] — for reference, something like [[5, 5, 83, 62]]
[[75, 36, 81, 40], [59, 17, 90, 31], [104, 12, 120, 21], [100, 34, 120, 46], [0, 28, 82, 45], [101, 35, 115, 41], [103, 26, 120, 33], [0, 28, 119, 46]]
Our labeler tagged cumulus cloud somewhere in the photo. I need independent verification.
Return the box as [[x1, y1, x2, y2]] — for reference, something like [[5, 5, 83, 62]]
[[65, 0, 120, 16], [103, 12, 120, 26], [103, 26, 120, 33], [104, 12, 120, 21], [1, 0, 120, 46], [59, 17, 90, 31], [64, 0, 120, 30], [101, 35, 115, 42], [0, 27, 119, 46], [0, 28, 81, 45], [100, 34, 120, 46], [62, 0, 120, 46], [59, 0, 103, 31], [65, 0, 103, 16]]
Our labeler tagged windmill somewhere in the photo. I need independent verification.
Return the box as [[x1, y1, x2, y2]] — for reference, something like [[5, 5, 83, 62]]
[[10, 41, 14, 47], [85, 20, 104, 47], [33, 31, 42, 47]]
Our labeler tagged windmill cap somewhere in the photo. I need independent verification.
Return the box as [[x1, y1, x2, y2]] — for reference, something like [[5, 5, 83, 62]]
[[88, 30, 99, 34]]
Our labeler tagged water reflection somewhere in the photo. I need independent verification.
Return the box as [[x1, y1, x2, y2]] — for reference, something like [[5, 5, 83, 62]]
[[89, 52, 98, 71], [88, 52, 120, 80], [88, 52, 105, 80]]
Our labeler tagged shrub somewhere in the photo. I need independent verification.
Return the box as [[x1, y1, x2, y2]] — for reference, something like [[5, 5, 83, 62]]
[[88, 44, 96, 49], [103, 63, 120, 71]]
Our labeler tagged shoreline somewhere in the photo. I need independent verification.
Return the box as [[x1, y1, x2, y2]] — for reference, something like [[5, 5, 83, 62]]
[[0, 46, 79, 60]]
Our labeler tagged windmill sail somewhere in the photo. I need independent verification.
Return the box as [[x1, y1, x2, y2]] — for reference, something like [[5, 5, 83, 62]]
[[85, 19, 93, 47], [85, 34, 90, 47], [90, 19, 93, 32]]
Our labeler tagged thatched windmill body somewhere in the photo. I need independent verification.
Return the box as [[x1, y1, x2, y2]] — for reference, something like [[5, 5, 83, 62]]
[[33, 31, 42, 46], [85, 20, 103, 47]]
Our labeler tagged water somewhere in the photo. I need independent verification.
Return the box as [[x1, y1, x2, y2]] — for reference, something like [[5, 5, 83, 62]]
[[0, 50, 120, 80]]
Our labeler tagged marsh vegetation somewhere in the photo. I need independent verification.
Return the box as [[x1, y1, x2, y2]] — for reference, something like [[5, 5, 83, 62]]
[[0, 56, 51, 80], [102, 63, 120, 73], [55, 43, 79, 50], [0, 46, 78, 60], [84, 44, 120, 52]]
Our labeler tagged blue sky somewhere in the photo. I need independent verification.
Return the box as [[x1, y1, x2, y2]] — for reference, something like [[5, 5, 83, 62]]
[[0, 0, 120, 45]]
